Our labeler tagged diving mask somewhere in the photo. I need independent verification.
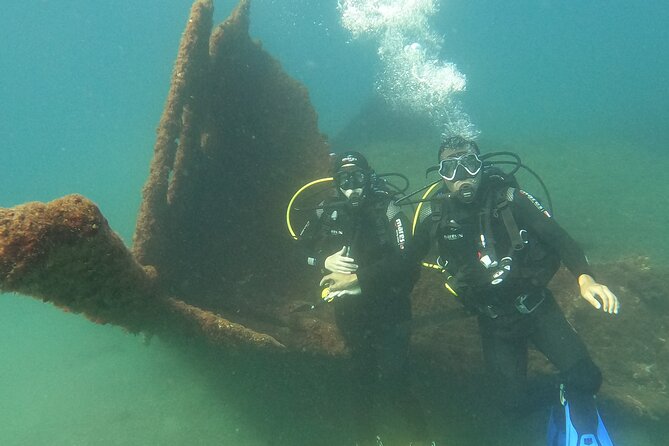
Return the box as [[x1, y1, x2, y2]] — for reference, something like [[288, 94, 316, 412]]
[[335, 169, 367, 191], [438, 153, 483, 181]]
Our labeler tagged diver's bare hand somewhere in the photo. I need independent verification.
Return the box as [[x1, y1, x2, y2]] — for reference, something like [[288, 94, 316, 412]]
[[578, 274, 620, 314], [324, 246, 358, 273], [320, 272, 359, 292]]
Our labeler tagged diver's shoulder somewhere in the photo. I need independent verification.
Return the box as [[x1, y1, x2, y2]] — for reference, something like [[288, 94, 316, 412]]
[[514, 188, 552, 217]]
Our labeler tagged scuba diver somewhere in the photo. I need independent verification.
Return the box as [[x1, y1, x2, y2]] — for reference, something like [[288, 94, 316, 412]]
[[407, 136, 619, 446], [295, 151, 431, 446]]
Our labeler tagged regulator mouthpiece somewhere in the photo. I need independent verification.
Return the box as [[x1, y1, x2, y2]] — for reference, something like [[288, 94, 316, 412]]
[[458, 183, 476, 203]]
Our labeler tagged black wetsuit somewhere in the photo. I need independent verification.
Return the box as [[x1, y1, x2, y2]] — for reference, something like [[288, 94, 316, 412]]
[[299, 192, 426, 444], [412, 180, 603, 412]]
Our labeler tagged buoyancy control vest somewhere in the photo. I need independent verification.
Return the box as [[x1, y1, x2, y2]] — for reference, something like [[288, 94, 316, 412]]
[[315, 193, 402, 264], [426, 167, 535, 288]]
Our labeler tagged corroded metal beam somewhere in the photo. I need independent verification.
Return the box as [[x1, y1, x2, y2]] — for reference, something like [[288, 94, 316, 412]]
[[0, 195, 284, 351]]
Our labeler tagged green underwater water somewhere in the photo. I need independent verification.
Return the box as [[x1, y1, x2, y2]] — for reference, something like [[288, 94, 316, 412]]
[[0, 298, 264, 446], [2, 0, 668, 445]]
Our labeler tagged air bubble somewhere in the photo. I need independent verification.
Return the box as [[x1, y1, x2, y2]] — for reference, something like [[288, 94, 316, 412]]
[[338, 0, 479, 139]]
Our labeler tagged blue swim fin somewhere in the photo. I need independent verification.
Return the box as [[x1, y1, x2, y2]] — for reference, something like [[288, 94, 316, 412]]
[[564, 401, 614, 446], [547, 392, 614, 446]]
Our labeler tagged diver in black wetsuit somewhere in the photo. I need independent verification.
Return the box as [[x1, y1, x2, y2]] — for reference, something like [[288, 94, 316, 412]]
[[410, 136, 619, 445], [298, 151, 429, 446]]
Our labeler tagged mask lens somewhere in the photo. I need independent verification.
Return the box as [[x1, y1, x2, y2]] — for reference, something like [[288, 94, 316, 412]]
[[438, 159, 459, 180], [460, 153, 482, 175], [336, 169, 366, 190]]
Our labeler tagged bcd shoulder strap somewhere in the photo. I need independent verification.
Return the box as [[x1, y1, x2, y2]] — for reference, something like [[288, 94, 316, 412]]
[[496, 187, 525, 251]]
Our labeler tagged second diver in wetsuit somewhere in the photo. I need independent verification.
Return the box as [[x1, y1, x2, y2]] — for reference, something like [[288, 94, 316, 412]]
[[298, 151, 430, 446]]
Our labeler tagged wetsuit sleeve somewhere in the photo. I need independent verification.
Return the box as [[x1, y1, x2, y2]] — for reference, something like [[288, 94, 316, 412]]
[[355, 205, 420, 294], [514, 189, 594, 279], [296, 208, 327, 270]]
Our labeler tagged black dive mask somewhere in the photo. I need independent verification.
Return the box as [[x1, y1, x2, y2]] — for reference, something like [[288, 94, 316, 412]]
[[335, 169, 367, 191], [438, 153, 482, 181]]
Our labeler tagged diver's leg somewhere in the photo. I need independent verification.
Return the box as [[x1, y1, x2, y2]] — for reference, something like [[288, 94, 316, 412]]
[[335, 301, 378, 445], [530, 290, 613, 445], [375, 319, 429, 443], [478, 314, 530, 413], [530, 291, 601, 398]]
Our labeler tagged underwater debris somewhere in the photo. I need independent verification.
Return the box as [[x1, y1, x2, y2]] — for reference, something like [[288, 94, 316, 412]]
[[0, 0, 332, 353], [0, 195, 284, 351], [0, 195, 157, 331], [133, 0, 214, 269], [133, 0, 330, 313]]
